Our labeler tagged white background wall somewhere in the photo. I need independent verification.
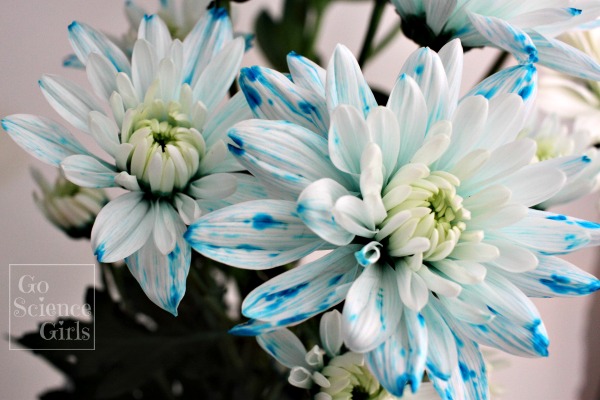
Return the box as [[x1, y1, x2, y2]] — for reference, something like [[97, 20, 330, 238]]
[[0, 1, 598, 399]]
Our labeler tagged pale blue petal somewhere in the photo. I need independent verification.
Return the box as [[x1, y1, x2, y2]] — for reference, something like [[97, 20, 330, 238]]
[[39, 75, 104, 133], [86, 53, 119, 101], [228, 120, 351, 200], [2, 114, 90, 166], [399, 46, 451, 126], [125, 202, 190, 316], [343, 264, 402, 353], [257, 329, 308, 368], [242, 245, 359, 321], [193, 37, 244, 112], [326, 44, 377, 118], [422, 302, 457, 381], [532, 33, 600, 81], [182, 7, 233, 86], [464, 64, 537, 107], [61, 154, 117, 188], [92, 192, 155, 263], [239, 66, 329, 136], [185, 200, 323, 269], [287, 51, 326, 97], [230, 318, 304, 336], [297, 179, 356, 246], [68, 21, 131, 73], [494, 253, 600, 298], [468, 13, 538, 64]]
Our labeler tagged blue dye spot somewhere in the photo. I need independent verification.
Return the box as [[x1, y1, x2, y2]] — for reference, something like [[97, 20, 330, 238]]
[[567, 7, 582, 16], [143, 14, 156, 21], [229, 134, 244, 148], [267, 99, 274, 106], [458, 362, 475, 381], [242, 66, 261, 82], [328, 274, 343, 286], [95, 243, 106, 261], [426, 362, 450, 380], [576, 220, 600, 229], [582, 155, 591, 163], [518, 85, 533, 100], [168, 244, 180, 262], [487, 306, 499, 315], [68, 21, 78, 32], [210, 7, 228, 20], [288, 51, 299, 58], [417, 313, 425, 327], [540, 274, 600, 295], [415, 65, 424, 75], [299, 101, 317, 115], [243, 85, 262, 109], [524, 45, 538, 63], [393, 374, 410, 397], [236, 244, 263, 251], [227, 143, 245, 156], [251, 213, 284, 230], [280, 313, 311, 325], [528, 319, 549, 356], [547, 214, 567, 221], [475, 324, 489, 332], [0, 119, 9, 131], [355, 249, 370, 266]]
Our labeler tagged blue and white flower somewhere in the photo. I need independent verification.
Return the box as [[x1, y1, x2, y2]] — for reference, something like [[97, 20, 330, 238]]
[[3, 9, 258, 315], [519, 111, 600, 208], [392, 0, 600, 80], [186, 41, 600, 398], [258, 310, 395, 400]]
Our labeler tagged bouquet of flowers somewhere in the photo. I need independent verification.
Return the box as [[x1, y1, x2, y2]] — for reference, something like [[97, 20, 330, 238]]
[[5, 0, 600, 399]]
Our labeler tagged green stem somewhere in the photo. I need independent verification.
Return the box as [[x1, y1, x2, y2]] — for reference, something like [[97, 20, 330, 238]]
[[482, 50, 510, 79], [358, 0, 388, 67]]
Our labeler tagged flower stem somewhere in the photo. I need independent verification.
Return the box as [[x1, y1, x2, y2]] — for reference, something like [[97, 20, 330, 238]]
[[358, 0, 388, 67], [482, 50, 510, 79]]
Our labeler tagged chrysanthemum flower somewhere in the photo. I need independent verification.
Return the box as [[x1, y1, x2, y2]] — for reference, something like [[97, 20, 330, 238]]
[[186, 41, 600, 398], [258, 310, 393, 400], [519, 111, 600, 208], [3, 9, 260, 315], [392, 0, 600, 80]]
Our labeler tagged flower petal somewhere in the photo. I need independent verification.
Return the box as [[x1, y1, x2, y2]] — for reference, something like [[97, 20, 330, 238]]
[[257, 328, 308, 369], [86, 53, 119, 101], [422, 302, 458, 381], [328, 104, 370, 175], [68, 21, 131, 73], [138, 14, 172, 60], [185, 200, 323, 269], [61, 155, 117, 188], [533, 33, 600, 81], [465, 64, 537, 107], [320, 310, 344, 358], [287, 51, 326, 97]]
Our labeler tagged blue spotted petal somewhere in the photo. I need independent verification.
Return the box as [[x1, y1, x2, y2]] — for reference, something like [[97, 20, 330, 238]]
[[365, 308, 427, 397], [287, 51, 326, 97], [326, 44, 377, 118], [239, 66, 329, 136], [185, 200, 324, 269], [257, 328, 308, 368], [539, 210, 600, 247], [228, 120, 352, 200], [465, 64, 537, 107], [182, 7, 233, 85], [532, 33, 600, 81], [343, 264, 402, 353], [496, 253, 600, 298], [242, 245, 360, 321], [468, 13, 538, 64], [92, 192, 155, 263], [422, 302, 457, 381], [39, 75, 104, 134], [2, 114, 91, 167], [61, 154, 117, 188], [68, 21, 131, 74], [125, 202, 190, 316]]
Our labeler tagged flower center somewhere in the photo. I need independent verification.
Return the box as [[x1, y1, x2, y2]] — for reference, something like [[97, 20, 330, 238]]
[[380, 164, 469, 261], [120, 100, 205, 196]]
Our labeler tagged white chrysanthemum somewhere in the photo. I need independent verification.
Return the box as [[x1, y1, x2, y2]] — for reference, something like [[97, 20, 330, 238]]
[[538, 28, 600, 129], [3, 9, 263, 315], [31, 168, 108, 239], [186, 41, 600, 399], [519, 111, 600, 208], [258, 310, 393, 400], [392, 0, 600, 80]]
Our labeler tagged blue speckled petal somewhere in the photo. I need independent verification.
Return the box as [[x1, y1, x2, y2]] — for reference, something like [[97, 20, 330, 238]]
[[399, 46, 450, 127], [343, 263, 402, 353], [365, 307, 427, 397], [61, 154, 117, 188], [125, 202, 190, 316], [239, 66, 329, 136], [228, 120, 352, 200], [539, 209, 600, 247], [326, 44, 377, 118], [257, 328, 308, 369], [182, 7, 233, 86], [532, 33, 600, 81], [68, 21, 131, 73], [465, 64, 537, 108], [287, 51, 326, 97], [495, 253, 600, 298], [468, 13, 538, 64], [2, 114, 91, 167], [422, 302, 457, 381], [193, 37, 244, 112], [242, 245, 360, 321], [39, 75, 104, 134], [92, 192, 155, 263], [185, 200, 324, 269]]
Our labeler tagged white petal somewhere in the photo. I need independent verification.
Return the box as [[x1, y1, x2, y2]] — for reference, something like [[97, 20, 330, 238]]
[[438, 39, 463, 114], [188, 173, 237, 200], [396, 257, 429, 311], [86, 53, 118, 101], [138, 14, 172, 60], [287, 51, 326, 97], [320, 310, 343, 358], [257, 329, 308, 369], [88, 111, 120, 157], [61, 155, 117, 188], [68, 21, 131, 73], [131, 39, 158, 98]]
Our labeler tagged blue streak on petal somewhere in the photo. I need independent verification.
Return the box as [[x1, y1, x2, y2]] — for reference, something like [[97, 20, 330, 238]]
[[540, 274, 600, 295], [528, 319, 549, 357], [567, 7, 582, 16]]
